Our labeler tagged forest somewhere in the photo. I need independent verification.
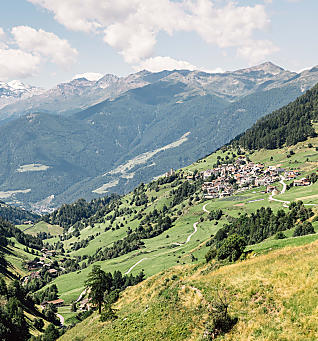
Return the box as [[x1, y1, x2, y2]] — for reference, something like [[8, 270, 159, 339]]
[[206, 202, 314, 262], [42, 194, 119, 230], [233, 84, 318, 150], [0, 201, 40, 225]]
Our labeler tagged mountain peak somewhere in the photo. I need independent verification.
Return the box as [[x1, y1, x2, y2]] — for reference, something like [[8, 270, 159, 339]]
[[237, 62, 285, 75], [7, 80, 27, 90]]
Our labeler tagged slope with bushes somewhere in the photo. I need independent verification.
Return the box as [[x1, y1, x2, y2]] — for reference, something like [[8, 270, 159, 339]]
[[60, 240, 318, 340]]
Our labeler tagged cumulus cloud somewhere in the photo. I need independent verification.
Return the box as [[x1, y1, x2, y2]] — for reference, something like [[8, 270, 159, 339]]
[[0, 25, 77, 80], [28, 0, 278, 66], [72, 72, 103, 81], [134, 56, 199, 72], [0, 48, 41, 80], [11, 26, 78, 66], [237, 40, 279, 65], [0, 28, 8, 49]]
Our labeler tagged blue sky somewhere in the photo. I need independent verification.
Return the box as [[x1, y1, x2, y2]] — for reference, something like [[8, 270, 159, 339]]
[[0, 0, 317, 88]]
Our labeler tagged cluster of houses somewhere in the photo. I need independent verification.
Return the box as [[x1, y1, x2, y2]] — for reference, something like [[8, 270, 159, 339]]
[[164, 168, 176, 177], [196, 157, 310, 199], [22, 248, 64, 285]]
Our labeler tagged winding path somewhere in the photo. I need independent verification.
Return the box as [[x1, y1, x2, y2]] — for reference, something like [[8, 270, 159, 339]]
[[125, 204, 209, 275], [268, 176, 317, 207], [269, 176, 290, 206], [186, 222, 198, 243], [125, 258, 148, 275], [57, 313, 64, 326], [202, 204, 209, 213]]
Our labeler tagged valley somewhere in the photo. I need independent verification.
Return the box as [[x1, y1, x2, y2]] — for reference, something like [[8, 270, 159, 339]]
[[0, 63, 317, 210], [15, 130, 318, 332], [1, 0, 318, 339], [0, 76, 317, 340]]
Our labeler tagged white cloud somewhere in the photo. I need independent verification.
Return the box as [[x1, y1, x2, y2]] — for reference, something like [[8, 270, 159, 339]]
[[11, 26, 78, 66], [237, 40, 279, 65], [28, 0, 277, 66], [0, 25, 78, 80], [0, 48, 41, 80], [134, 56, 199, 72], [0, 28, 8, 49], [72, 72, 103, 81], [134, 56, 225, 74], [210, 67, 225, 74]]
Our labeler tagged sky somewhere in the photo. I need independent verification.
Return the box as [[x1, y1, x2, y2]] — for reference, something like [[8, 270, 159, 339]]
[[0, 0, 317, 88]]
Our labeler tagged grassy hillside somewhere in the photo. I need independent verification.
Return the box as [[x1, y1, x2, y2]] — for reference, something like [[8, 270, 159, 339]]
[[28, 90, 318, 336], [16, 221, 63, 237], [32, 130, 317, 331], [60, 239, 318, 340]]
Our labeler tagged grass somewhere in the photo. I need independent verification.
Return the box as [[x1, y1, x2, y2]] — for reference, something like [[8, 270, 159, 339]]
[[39, 134, 318, 318], [3, 238, 36, 278], [60, 239, 318, 340], [16, 221, 63, 237]]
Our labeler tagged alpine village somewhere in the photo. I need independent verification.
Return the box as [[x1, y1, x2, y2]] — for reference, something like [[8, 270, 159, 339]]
[[1, 2, 318, 341]]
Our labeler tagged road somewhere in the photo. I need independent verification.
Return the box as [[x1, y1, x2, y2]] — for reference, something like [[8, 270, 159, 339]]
[[269, 176, 290, 206], [125, 258, 148, 275], [75, 288, 87, 303], [202, 204, 209, 213], [56, 313, 64, 326], [125, 204, 209, 275]]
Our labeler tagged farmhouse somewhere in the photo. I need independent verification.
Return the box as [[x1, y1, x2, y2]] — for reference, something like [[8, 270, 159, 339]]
[[42, 298, 64, 308]]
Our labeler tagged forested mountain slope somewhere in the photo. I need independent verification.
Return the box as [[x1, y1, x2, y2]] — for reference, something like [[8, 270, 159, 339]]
[[0, 201, 39, 225], [234, 83, 318, 149], [0, 69, 311, 210], [2, 85, 318, 340]]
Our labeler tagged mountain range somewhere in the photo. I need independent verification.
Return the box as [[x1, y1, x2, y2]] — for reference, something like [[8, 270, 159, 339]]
[[2, 62, 318, 122], [0, 80, 44, 113], [1, 62, 318, 211]]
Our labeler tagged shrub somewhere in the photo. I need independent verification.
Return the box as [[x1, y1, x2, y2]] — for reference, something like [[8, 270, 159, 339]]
[[217, 234, 246, 262], [205, 247, 217, 263], [100, 304, 117, 322], [293, 222, 315, 237], [275, 231, 286, 240], [204, 290, 238, 339]]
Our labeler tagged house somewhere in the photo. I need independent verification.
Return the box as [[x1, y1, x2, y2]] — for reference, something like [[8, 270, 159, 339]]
[[293, 178, 311, 186], [266, 185, 276, 193], [79, 298, 91, 311], [202, 169, 214, 180], [25, 260, 41, 271], [276, 168, 285, 174], [164, 169, 175, 177], [48, 269, 58, 277], [285, 172, 297, 180], [42, 299, 64, 308]]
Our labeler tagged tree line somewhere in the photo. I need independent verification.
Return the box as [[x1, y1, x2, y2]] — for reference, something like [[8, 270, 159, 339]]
[[42, 194, 119, 230], [232, 83, 318, 150], [206, 202, 314, 262]]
